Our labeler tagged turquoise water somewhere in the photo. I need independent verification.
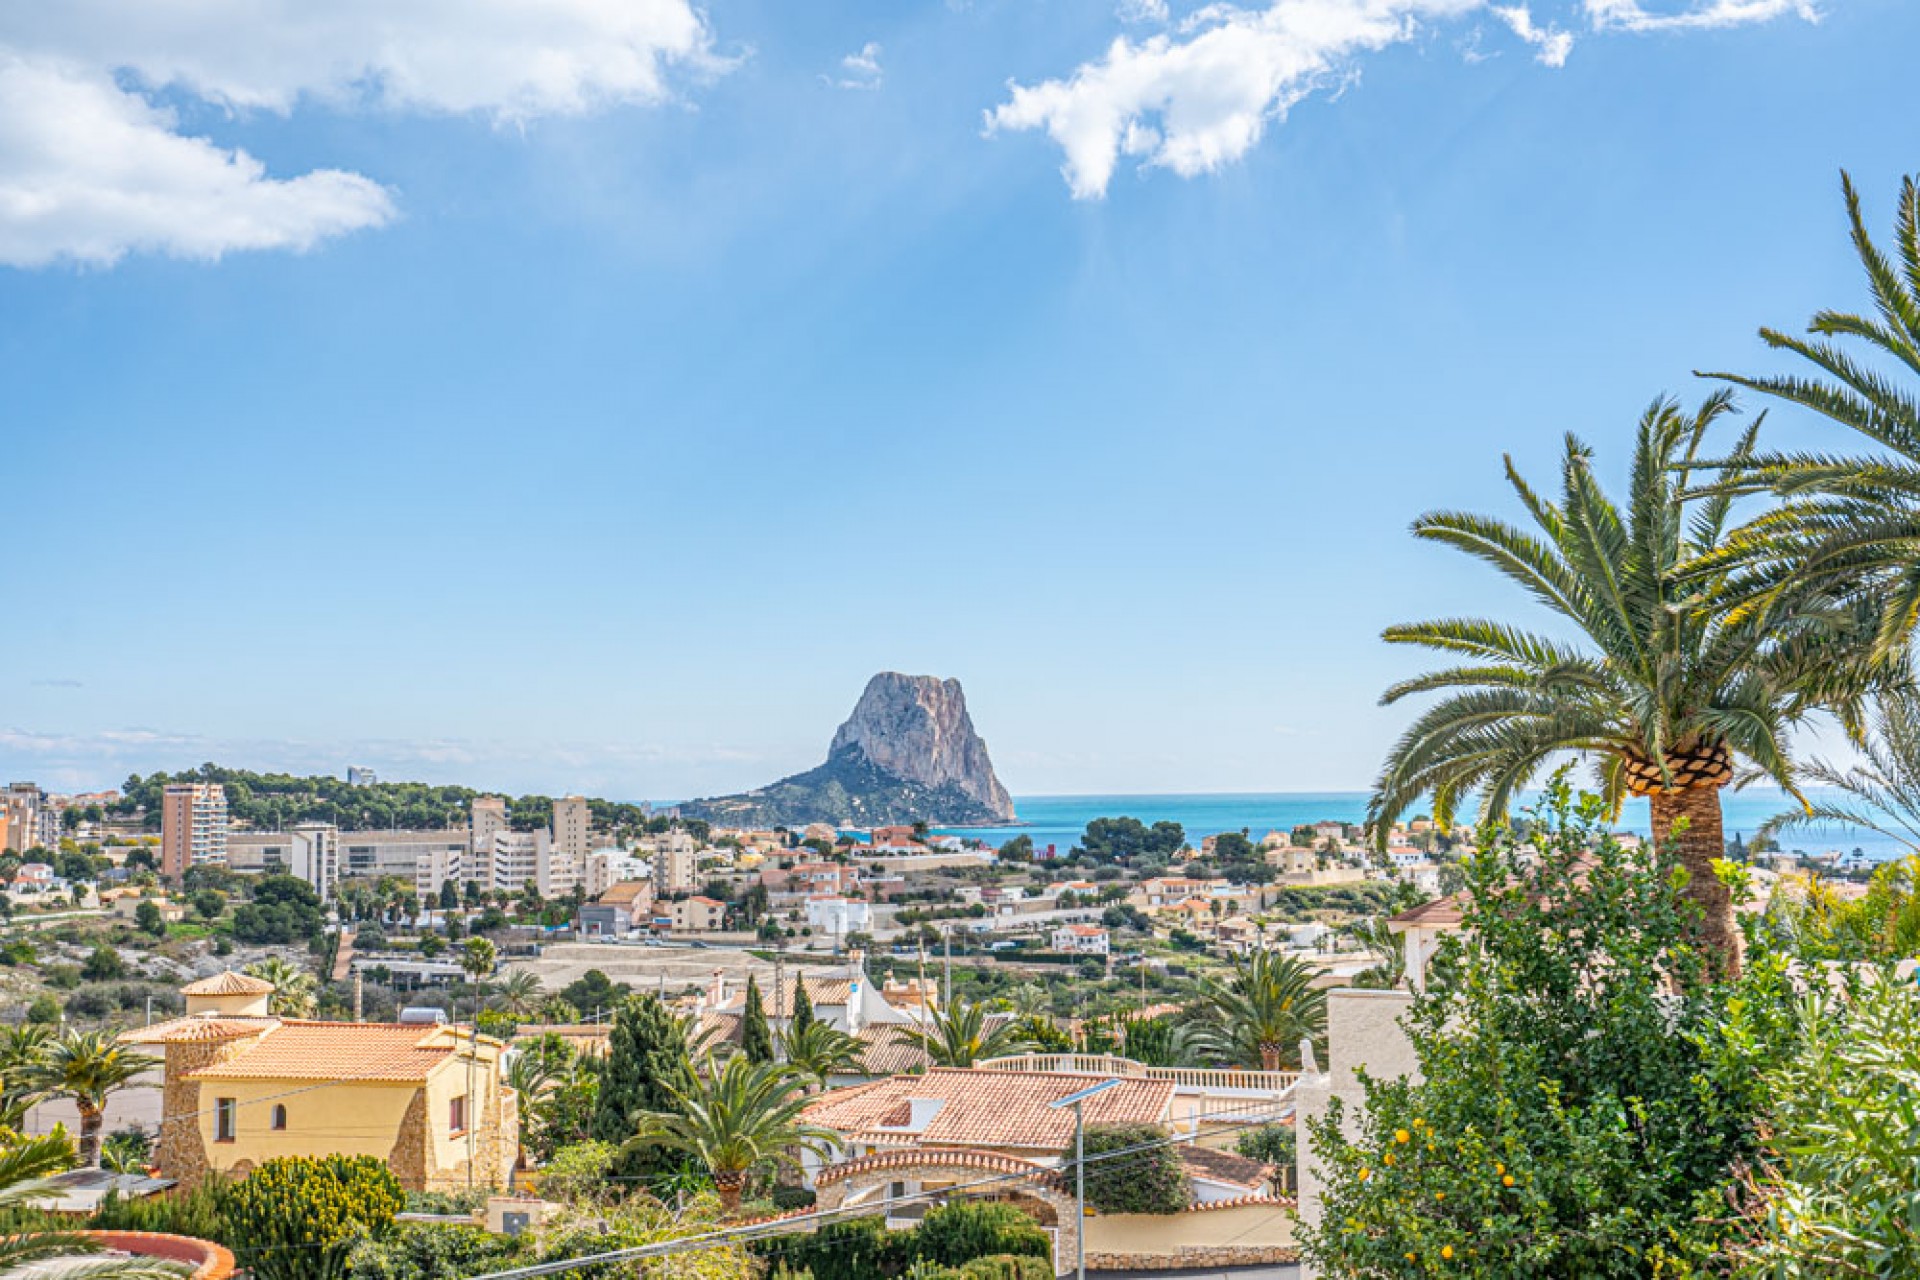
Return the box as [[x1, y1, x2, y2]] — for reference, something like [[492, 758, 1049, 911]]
[[934, 790, 1912, 863]]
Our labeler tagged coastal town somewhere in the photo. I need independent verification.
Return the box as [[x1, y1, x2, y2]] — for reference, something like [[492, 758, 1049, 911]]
[[5, 0, 1918, 1274]]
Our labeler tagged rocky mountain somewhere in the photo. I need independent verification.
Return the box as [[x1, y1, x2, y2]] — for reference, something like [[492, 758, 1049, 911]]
[[683, 673, 1016, 828]]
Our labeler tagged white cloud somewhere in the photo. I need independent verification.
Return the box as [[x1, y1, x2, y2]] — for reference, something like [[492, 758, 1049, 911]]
[[1584, 0, 1817, 32], [991, 0, 1818, 198], [1118, 0, 1173, 21], [5, 0, 719, 120], [829, 42, 885, 90], [987, 0, 1482, 200], [1493, 5, 1574, 64], [0, 0, 720, 267], [0, 56, 394, 268]]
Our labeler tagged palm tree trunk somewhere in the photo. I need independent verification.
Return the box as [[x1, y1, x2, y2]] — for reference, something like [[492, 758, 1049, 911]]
[[77, 1103, 103, 1168], [714, 1170, 745, 1215], [1259, 1042, 1280, 1072], [1647, 783, 1740, 976]]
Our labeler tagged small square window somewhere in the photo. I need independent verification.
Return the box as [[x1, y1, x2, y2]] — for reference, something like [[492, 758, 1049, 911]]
[[449, 1095, 468, 1133]]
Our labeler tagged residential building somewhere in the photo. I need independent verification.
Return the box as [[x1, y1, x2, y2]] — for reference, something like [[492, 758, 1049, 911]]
[[488, 828, 577, 897], [124, 971, 516, 1193], [806, 895, 871, 938], [286, 822, 340, 900], [762, 861, 861, 897], [668, 895, 725, 932], [469, 796, 509, 863], [1050, 923, 1111, 955], [111, 892, 186, 923], [552, 796, 591, 860], [585, 850, 650, 899], [578, 880, 654, 937], [161, 783, 228, 880], [4, 783, 57, 853], [651, 830, 701, 894]]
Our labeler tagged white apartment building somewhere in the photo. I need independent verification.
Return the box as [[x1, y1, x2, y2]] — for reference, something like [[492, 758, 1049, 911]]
[[287, 822, 340, 901], [1051, 924, 1112, 955], [470, 797, 509, 858], [486, 828, 580, 897], [585, 850, 651, 899], [553, 796, 592, 860], [806, 895, 871, 938]]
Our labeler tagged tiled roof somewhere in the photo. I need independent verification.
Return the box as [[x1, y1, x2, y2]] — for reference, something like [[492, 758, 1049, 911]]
[[803, 1068, 1174, 1151], [121, 1016, 275, 1045], [853, 1025, 926, 1075], [180, 971, 274, 997], [1182, 1192, 1296, 1212], [597, 882, 650, 905], [185, 1022, 458, 1083], [719, 976, 854, 1016], [1180, 1145, 1273, 1190], [815, 1147, 1063, 1191], [1388, 896, 1464, 929]]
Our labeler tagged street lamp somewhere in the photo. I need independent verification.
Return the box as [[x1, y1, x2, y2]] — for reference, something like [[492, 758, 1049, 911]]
[[1049, 1078, 1121, 1280]]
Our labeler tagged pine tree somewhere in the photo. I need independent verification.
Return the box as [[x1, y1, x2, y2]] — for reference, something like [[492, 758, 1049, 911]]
[[591, 994, 693, 1179], [742, 975, 775, 1064], [790, 974, 816, 1038]]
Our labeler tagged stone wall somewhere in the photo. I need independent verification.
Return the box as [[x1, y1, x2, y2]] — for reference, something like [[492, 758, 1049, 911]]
[[389, 1083, 519, 1193], [1085, 1246, 1300, 1270], [153, 1036, 259, 1188]]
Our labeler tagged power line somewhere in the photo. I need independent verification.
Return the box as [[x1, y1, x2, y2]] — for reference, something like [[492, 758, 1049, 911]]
[[461, 1098, 1297, 1280]]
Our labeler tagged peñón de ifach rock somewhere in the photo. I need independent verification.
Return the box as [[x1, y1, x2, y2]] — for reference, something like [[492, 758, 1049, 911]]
[[683, 673, 1015, 828]]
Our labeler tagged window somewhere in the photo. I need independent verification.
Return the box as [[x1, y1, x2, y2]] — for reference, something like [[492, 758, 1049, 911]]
[[271, 1104, 287, 1131], [449, 1095, 468, 1134], [214, 1098, 236, 1143]]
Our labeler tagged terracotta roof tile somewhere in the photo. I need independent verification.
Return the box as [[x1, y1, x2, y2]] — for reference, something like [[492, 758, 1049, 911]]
[[185, 1022, 462, 1083], [815, 1148, 1062, 1191], [1179, 1145, 1272, 1190], [120, 1016, 273, 1045], [179, 971, 275, 997], [803, 1068, 1173, 1151]]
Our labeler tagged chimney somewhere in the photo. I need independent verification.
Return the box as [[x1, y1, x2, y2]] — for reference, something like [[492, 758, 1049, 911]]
[[709, 969, 728, 1009], [353, 974, 364, 1023]]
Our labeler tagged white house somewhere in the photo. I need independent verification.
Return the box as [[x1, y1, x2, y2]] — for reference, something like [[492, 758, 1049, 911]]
[[1050, 923, 1111, 955], [806, 895, 872, 937]]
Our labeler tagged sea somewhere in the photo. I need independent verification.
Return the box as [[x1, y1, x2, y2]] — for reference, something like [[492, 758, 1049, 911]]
[[931, 791, 1913, 865]]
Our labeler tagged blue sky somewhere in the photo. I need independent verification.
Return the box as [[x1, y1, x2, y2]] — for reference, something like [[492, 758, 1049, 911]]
[[1, 0, 1911, 802]]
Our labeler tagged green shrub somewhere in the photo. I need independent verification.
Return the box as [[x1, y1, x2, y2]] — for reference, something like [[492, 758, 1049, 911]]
[[1301, 789, 1797, 1278], [347, 1222, 526, 1280], [1235, 1124, 1295, 1167], [756, 1214, 911, 1280], [1731, 970, 1920, 1276], [912, 1201, 1050, 1267], [226, 1154, 406, 1280], [1073, 1124, 1187, 1215], [90, 1176, 236, 1244]]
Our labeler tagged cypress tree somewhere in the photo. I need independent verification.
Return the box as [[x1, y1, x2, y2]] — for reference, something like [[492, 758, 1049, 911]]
[[591, 994, 693, 1180], [742, 975, 775, 1063], [790, 974, 816, 1038]]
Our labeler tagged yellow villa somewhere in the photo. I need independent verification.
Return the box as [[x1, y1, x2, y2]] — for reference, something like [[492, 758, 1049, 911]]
[[122, 971, 516, 1192]]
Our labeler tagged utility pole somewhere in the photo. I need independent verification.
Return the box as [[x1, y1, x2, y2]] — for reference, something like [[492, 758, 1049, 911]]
[[942, 926, 951, 1009], [916, 938, 930, 1071], [1050, 1079, 1119, 1280]]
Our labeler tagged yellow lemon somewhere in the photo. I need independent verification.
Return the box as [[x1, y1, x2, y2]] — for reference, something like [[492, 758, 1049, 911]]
[[1395, 1129, 1411, 1144], [1442, 1245, 1455, 1260]]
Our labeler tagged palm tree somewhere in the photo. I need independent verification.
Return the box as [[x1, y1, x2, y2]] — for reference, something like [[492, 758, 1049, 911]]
[[1187, 949, 1326, 1072], [0, 1133, 179, 1278], [491, 970, 544, 1020], [1346, 917, 1407, 990], [622, 1055, 839, 1214], [243, 957, 317, 1018], [1761, 687, 1920, 856], [899, 999, 1033, 1068], [1706, 173, 1920, 658], [778, 1019, 866, 1087], [0, 1025, 51, 1130], [1368, 394, 1866, 968], [35, 1031, 156, 1167]]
